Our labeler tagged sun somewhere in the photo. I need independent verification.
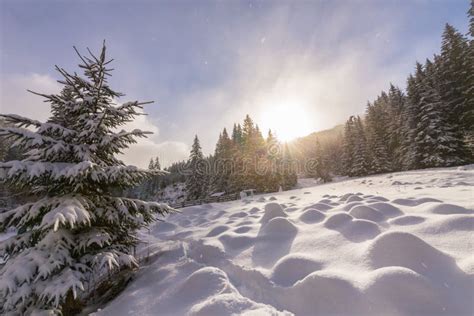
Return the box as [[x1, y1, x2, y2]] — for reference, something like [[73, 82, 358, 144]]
[[259, 103, 312, 142]]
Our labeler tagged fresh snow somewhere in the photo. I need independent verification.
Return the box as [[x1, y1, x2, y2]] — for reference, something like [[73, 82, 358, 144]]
[[93, 166, 473, 316]]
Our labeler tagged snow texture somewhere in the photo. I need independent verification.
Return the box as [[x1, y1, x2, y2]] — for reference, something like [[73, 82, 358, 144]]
[[93, 166, 474, 316]]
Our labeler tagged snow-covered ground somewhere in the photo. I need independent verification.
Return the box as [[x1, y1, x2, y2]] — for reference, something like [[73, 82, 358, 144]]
[[94, 166, 474, 316]]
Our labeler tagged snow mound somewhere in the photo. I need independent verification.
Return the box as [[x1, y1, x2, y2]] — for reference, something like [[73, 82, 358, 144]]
[[206, 225, 229, 237], [284, 271, 364, 315], [364, 267, 444, 315], [271, 254, 323, 286], [175, 267, 232, 304], [324, 213, 353, 229], [349, 205, 386, 222], [338, 193, 354, 201], [318, 198, 332, 204], [368, 196, 389, 202], [343, 219, 381, 242], [249, 207, 261, 214], [234, 226, 252, 234], [189, 293, 290, 316], [392, 197, 441, 206], [367, 202, 404, 217], [229, 211, 248, 218], [389, 215, 426, 226], [427, 203, 473, 215], [367, 232, 456, 279], [236, 220, 253, 226], [261, 217, 297, 237], [303, 202, 332, 211], [260, 203, 287, 225], [419, 215, 474, 234], [219, 234, 255, 251], [299, 209, 325, 223], [346, 195, 364, 203], [338, 201, 363, 212], [325, 212, 381, 242], [365, 232, 474, 314], [209, 210, 227, 220]]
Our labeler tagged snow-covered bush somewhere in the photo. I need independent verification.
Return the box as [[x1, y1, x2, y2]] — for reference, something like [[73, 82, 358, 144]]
[[0, 43, 172, 314]]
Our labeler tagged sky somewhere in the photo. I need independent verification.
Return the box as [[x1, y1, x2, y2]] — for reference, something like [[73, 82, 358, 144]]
[[0, 0, 470, 168]]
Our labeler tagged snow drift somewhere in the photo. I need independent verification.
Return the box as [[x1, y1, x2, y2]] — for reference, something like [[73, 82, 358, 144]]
[[93, 166, 474, 316]]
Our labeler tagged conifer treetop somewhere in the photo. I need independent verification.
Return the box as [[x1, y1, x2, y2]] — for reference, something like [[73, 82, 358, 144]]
[[0, 42, 172, 314]]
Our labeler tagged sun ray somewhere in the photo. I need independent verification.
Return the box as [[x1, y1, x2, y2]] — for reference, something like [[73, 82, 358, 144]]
[[259, 102, 312, 141]]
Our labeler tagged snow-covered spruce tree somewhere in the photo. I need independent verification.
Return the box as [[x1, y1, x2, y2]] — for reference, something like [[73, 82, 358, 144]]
[[0, 43, 172, 314], [414, 58, 467, 167], [313, 139, 332, 183], [210, 129, 231, 194], [438, 24, 472, 162], [351, 116, 370, 176], [386, 84, 406, 171], [401, 63, 425, 170], [264, 129, 282, 191], [365, 97, 392, 174], [185, 135, 207, 200], [144, 156, 162, 198], [342, 116, 356, 176], [281, 143, 297, 189], [464, 2, 474, 156]]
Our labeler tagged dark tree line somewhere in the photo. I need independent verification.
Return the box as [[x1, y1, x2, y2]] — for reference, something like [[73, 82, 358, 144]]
[[343, 17, 473, 176]]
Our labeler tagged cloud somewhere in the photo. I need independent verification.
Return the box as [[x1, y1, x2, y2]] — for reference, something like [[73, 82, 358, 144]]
[[0, 73, 188, 168], [120, 140, 189, 169], [164, 2, 439, 154], [1, 2, 447, 165], [164, 5, 414, 153], [0, 73, 61, 121], [119, 109, 189, 168]]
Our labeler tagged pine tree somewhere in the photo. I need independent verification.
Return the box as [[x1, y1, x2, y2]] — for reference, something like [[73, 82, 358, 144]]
[[281, 143, 297, 189], [145, 156, 162, 198], [386, 84, 406, 170], [313, 139, 332, 182], [0, 43, 172, 314], [229, 124, 243, 193], [148, 158, 155, 170], [0, 119, 10, 162], [231, 123, 243, 147], [438, 24, 471, 161], [185, 135, 207, 200], [153, 157, 161, 170], [211, 128, 233, 194], [366, 96, 391, 174], [343, 116, 356, 175], [253, 124, 268, 190], [263, 129, 282, 192], [402, 63, 425, 169], [241, 115, 254, 147], [240, 115, 257, 190], [352, 116, 370, 176], [464, 2, 474, 156], [415, 58, 467, 167]]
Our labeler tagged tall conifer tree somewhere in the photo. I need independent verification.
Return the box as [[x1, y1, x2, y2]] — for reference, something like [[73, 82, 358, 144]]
[[186, 135, 207, 200], [0, 43, 172, 314]]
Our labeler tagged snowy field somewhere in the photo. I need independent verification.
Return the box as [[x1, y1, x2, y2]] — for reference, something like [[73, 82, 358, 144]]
[[94, 166, 474, 316]]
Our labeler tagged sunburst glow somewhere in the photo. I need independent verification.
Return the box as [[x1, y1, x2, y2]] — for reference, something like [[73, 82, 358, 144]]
[[259, 102, 312, 142]]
